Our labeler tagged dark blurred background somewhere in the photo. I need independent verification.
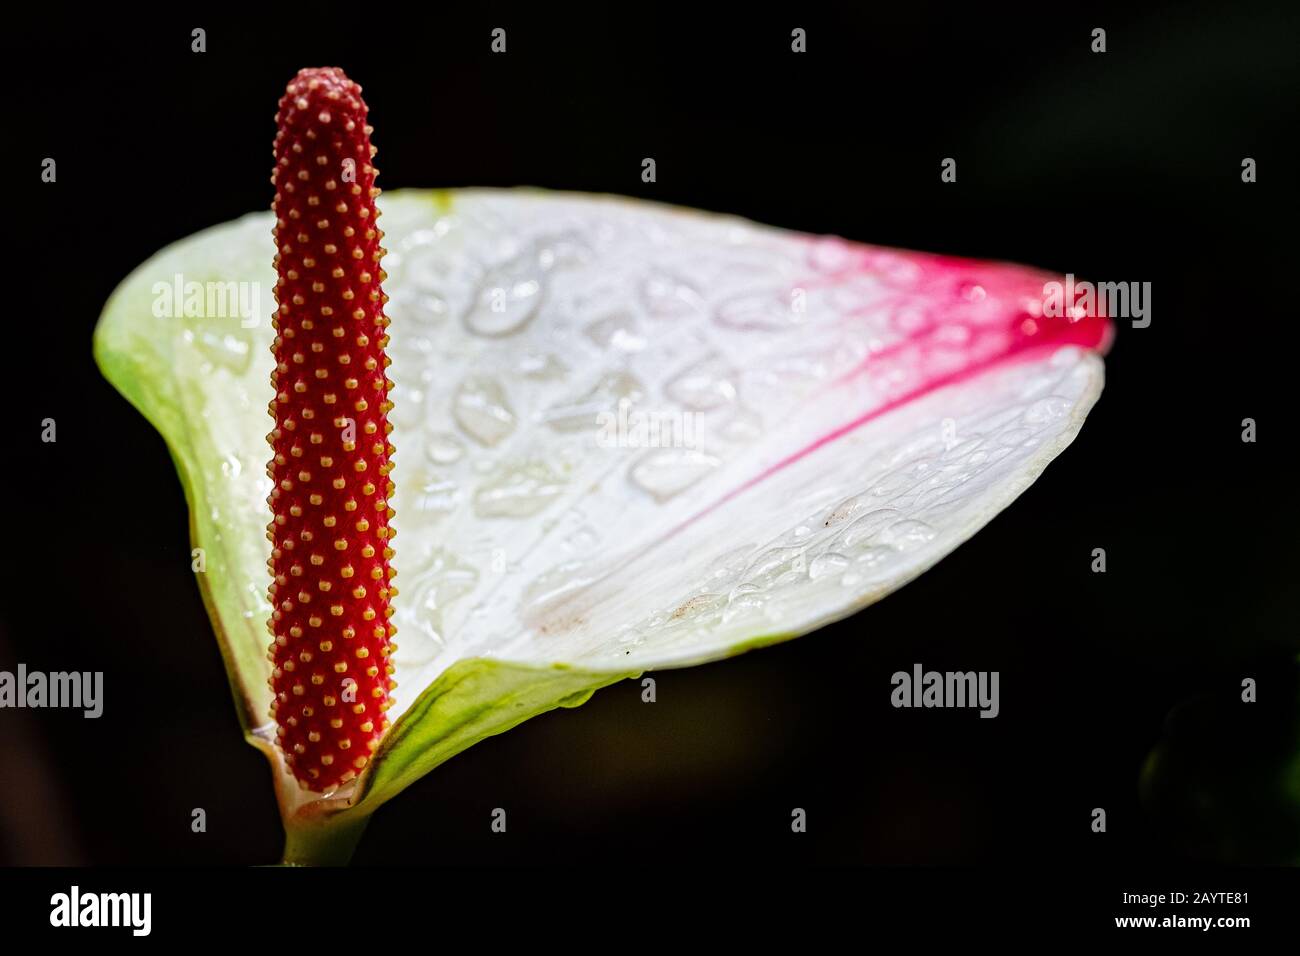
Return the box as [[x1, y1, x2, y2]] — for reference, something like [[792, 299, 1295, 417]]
[[6, 4, 1298, 865]]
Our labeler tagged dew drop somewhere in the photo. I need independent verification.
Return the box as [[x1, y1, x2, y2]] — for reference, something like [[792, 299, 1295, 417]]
[[413, 473, 460, 516], [453, 376, 516, 446], [881, 520, 936, 551], [718, 406, 764, 444], [742, 546, 807, 589], [722, 587, 766, 623], [1023, 396, 1070, 425], [464, 251, 545, 337], [400, 549, 480, 665], [424, 432, 465, 466], [473, 461, 568, 518], [834, 509, 902, 551], [521, 561, 598, 618], [665, 354, 738, 411], [715, 290, 804, 332], [808, 552, 850, 580], [544, 372, 644, 433], [629, 449, 721, 501]]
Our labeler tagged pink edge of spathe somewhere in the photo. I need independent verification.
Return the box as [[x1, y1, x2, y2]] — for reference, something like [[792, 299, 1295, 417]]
[[696, 234, 1114, 525]]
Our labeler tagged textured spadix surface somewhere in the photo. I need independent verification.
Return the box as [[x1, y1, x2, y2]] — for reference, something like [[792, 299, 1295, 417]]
[[95, 189, 1105, 814]]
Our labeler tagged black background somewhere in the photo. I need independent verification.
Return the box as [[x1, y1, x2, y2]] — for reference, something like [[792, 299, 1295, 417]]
[[6, 4, 1298, 868]]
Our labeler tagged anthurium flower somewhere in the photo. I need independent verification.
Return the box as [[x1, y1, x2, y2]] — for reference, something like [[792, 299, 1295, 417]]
[[93, 68, 1111, 864]]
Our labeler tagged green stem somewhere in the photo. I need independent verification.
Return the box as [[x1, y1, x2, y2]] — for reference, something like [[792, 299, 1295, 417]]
[[280, 811, 372, 866]]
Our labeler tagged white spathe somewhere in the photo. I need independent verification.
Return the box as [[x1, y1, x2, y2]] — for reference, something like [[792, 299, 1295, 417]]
[[96, 188, 1103, 747]]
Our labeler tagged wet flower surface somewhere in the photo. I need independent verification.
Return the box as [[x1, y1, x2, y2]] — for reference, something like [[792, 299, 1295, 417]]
[[95, 188, 1109, 861]]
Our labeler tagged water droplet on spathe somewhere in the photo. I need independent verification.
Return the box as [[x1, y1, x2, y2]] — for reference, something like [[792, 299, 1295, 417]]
[[715, 290, 803, 332], [629, 449, 721, 501], [453, 376, 516, 446], [881, 520, 936, 551], [544, 372, 644, 433], [473, 461, 568, 518], [665, 354, 738, 411], [809, 552, 850, 580], [464, 250, 545, 337], [424, 432, 465, 466]]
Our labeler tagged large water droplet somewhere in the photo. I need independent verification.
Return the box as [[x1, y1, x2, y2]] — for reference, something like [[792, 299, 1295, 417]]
[[521, 561, 599, 618], [722, 585, 766, 623], [706, 544, 759, 589], [833, 509, 902, 552], [742, 546, 807, 589], [715, 290, 803, 332], [717, 406, 764, 444], [413, 473, 461, 517], [453, 376, 516, 446], [629, 449, 721, 501], [880, 519, 936, 551], [395, 225, 471, 317], [387, 289, 451, 328], [464, 250, 545, 337], [808, 552, 850, 580], [399, 549, 480, 665], [424, 432, 465, 466], [473, 461, 568, 518], [544, 372, 644, 433], [665, 354, 738, 411]]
